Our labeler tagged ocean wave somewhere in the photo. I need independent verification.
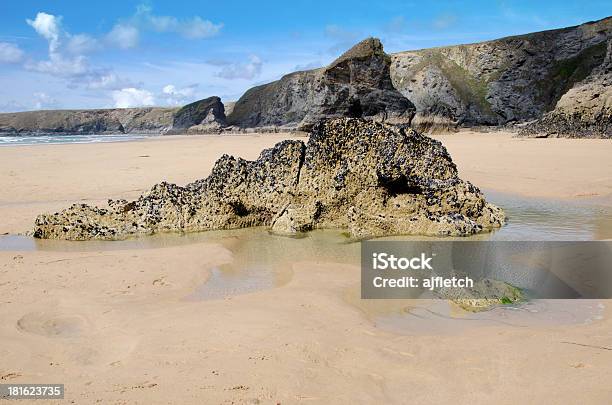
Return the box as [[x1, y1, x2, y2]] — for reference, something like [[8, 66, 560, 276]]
[[0, 134, 155, 146]]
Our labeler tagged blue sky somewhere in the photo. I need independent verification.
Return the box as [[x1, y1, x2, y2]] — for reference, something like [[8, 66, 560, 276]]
[[0, 0, 610, 111]]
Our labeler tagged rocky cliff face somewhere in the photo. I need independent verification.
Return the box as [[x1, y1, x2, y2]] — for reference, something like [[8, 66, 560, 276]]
[[32, 118, 504, 240], [227, 38, 415, 130], [0, 97, 226, 135], [171, 96, 227, 132], [0, 107, 176, 135], [520, 39, 612, 138], [225, 18, 611, 135], [390, 16, 612, 133]]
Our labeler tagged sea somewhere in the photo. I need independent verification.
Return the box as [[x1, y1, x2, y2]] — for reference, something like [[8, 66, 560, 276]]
[[0, 133, 156, 146]]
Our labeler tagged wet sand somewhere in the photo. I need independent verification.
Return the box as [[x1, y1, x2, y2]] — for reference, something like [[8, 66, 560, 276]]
[[1, 131, 612, 404]]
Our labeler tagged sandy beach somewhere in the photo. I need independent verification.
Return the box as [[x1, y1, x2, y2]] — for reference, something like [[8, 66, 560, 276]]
[[434, 131, 612, 201], [1, 131, 612, 404]]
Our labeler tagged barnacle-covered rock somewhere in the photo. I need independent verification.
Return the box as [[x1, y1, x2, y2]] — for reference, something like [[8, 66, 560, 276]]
[[33, 118, 505, 240]]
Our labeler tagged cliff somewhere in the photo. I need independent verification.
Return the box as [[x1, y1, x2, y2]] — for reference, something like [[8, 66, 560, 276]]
[[390, 16, 612, 133], [0, 96, 226, 135], [519, 38, 612, 138], [226, 17, 611, 136], [227, 38, 415, 130]]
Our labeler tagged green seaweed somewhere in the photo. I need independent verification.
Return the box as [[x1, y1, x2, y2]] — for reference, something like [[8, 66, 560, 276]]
[[499, 284, 524, 305]]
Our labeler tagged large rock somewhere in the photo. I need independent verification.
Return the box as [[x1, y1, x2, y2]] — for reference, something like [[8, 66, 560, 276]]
[[227, 38, 415, 130], [390, 16, 612, 134], [171, 96, 226, 132], [32, 118, 504, 240]]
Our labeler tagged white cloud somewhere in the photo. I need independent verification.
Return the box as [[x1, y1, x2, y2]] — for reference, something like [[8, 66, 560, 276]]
[[112, 87, 155, 108], [24, 11, 131, 91], [33, 92, 59, 110], [26, 12, 62, 52], [106, 24, 139, 49], [161, 83, 198, 105], [85, 72, 133, 90], [178, 17, 223, 39], [162, 84, 176, 94], [162, 84, 196, 97], [216, 55, 263, 80], [137, 5, 222, 39], [67, 33, 98, 54], [8, 9, 224, 111], [100, 6, 223, 51], [26, 53, 88, 76], [147, 15, 175, 32], [26, 57, 129, 91], [0, 42, 24, 63], [26, 12, 98, 56], [26, 12, 88, 77]]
